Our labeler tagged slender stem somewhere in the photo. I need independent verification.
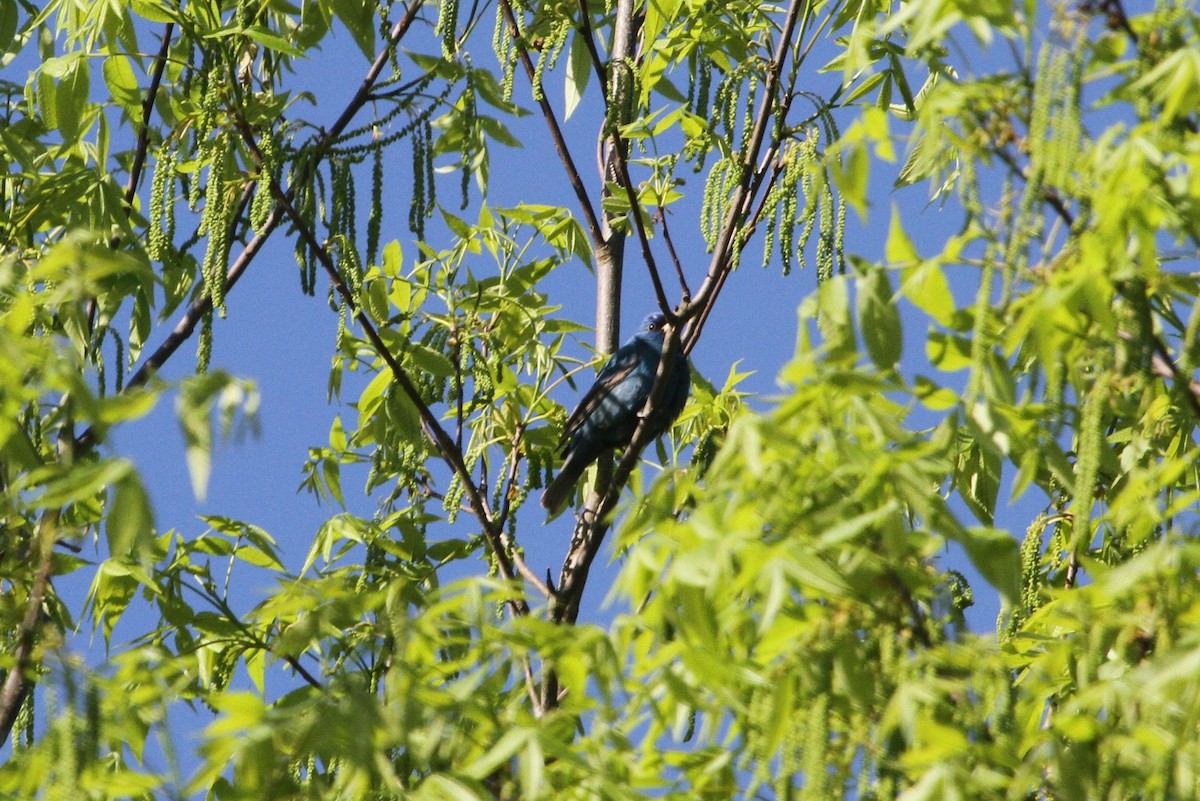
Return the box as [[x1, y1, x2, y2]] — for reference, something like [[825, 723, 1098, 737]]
[[123, 24, 176, 210], [89, 23, 177, 343], [656, 207, 691, 302], [608, 134, 673, 317]]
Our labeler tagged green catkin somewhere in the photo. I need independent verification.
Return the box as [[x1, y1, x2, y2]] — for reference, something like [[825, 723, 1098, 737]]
[[437, 0, 460, 57], [801, 693, 830, 800], [94, 326, 107, 396], [190, 60, 222, 211], [702, 158, 743, 251], [774, 683, 803, 800], [197, 308, 213, 373], [816, 172, 835, 282], [330, 158, 357, 243], [832, 191, 846, 275], [368, 145, 383, 266], [200, 135, 233, 317], [740, 74, 758, 153], [532, 20, 569, 102], [293, 178, 316, 294], [494, 0, 517, 103], [1073, 377, 1109, 544], [313, 165, 329, 228], [14, 681, 32, 748], [1027, 45, 1056, 181], [249, 130, 276, 233], [148, 144, 172, 261], [796, 145, 819, 272], [1005, 513, 1049, 638], [459, 73, 475, 209], [424, 119, 436, 215], [780, 149, 801, 274], [444, 472, 464, 523], [688, 58, 714, 170], [1117, 278, 1153, 378], [410, 122, 428, 238]]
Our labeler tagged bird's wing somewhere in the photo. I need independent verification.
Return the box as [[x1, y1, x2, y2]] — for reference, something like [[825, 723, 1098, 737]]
[[560, 345, 643, 447]]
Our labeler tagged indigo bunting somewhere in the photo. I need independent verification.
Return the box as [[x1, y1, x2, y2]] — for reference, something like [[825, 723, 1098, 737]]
[[541, 313, 690, 514]]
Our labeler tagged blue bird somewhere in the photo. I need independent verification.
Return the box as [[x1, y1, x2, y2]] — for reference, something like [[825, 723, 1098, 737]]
[[541, 312, 690, 514]]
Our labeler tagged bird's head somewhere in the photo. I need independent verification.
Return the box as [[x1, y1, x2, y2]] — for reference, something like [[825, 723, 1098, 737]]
[[640, 312, 668, 334]]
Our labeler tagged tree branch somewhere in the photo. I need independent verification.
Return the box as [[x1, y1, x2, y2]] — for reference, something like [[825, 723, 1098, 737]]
[[655, 206, 691, 302], [122, 24, 176, 211], [0, 512, 58, 747], [89, 23, 177, 346]]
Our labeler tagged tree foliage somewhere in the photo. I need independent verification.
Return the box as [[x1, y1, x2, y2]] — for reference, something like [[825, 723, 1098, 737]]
[[2, 0, 1200, 798]]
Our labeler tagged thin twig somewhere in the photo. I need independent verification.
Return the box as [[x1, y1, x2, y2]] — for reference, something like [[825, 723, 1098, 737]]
[[88, 23, 177, 341], [1150, 334, 1200, 420], [607, 135, 673, 316], [123, 25, 176, 211], [656, 206, 691, 302], [181, 578, 323, 690]]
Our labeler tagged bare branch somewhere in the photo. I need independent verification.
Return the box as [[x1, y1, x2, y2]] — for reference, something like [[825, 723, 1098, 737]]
[[607, 135, 673, 317], [655, 207, 691, 302]]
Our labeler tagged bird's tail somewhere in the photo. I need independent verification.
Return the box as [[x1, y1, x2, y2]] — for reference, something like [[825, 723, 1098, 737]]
[[540, 453, 589, 515]]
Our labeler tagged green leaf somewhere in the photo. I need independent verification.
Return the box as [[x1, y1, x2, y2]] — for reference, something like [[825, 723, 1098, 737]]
[[55, 57, 90, 140], [955, 526, 1020, 604], [857, 263, 902, 369], [333, 0, 377, 61], [564, 33, 590, 121], [0, 1, 18, 55], [954, 434, 1000, 526], [103, 54, 141, 114], [409, 341, 456, 377], [130, 0, 177, 23], [241, 24, 304, 56], [39, 458, 132, 507], [108, 470, 154, 562], [926, 331, 972, 371], [817, 274, 856, 359]]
